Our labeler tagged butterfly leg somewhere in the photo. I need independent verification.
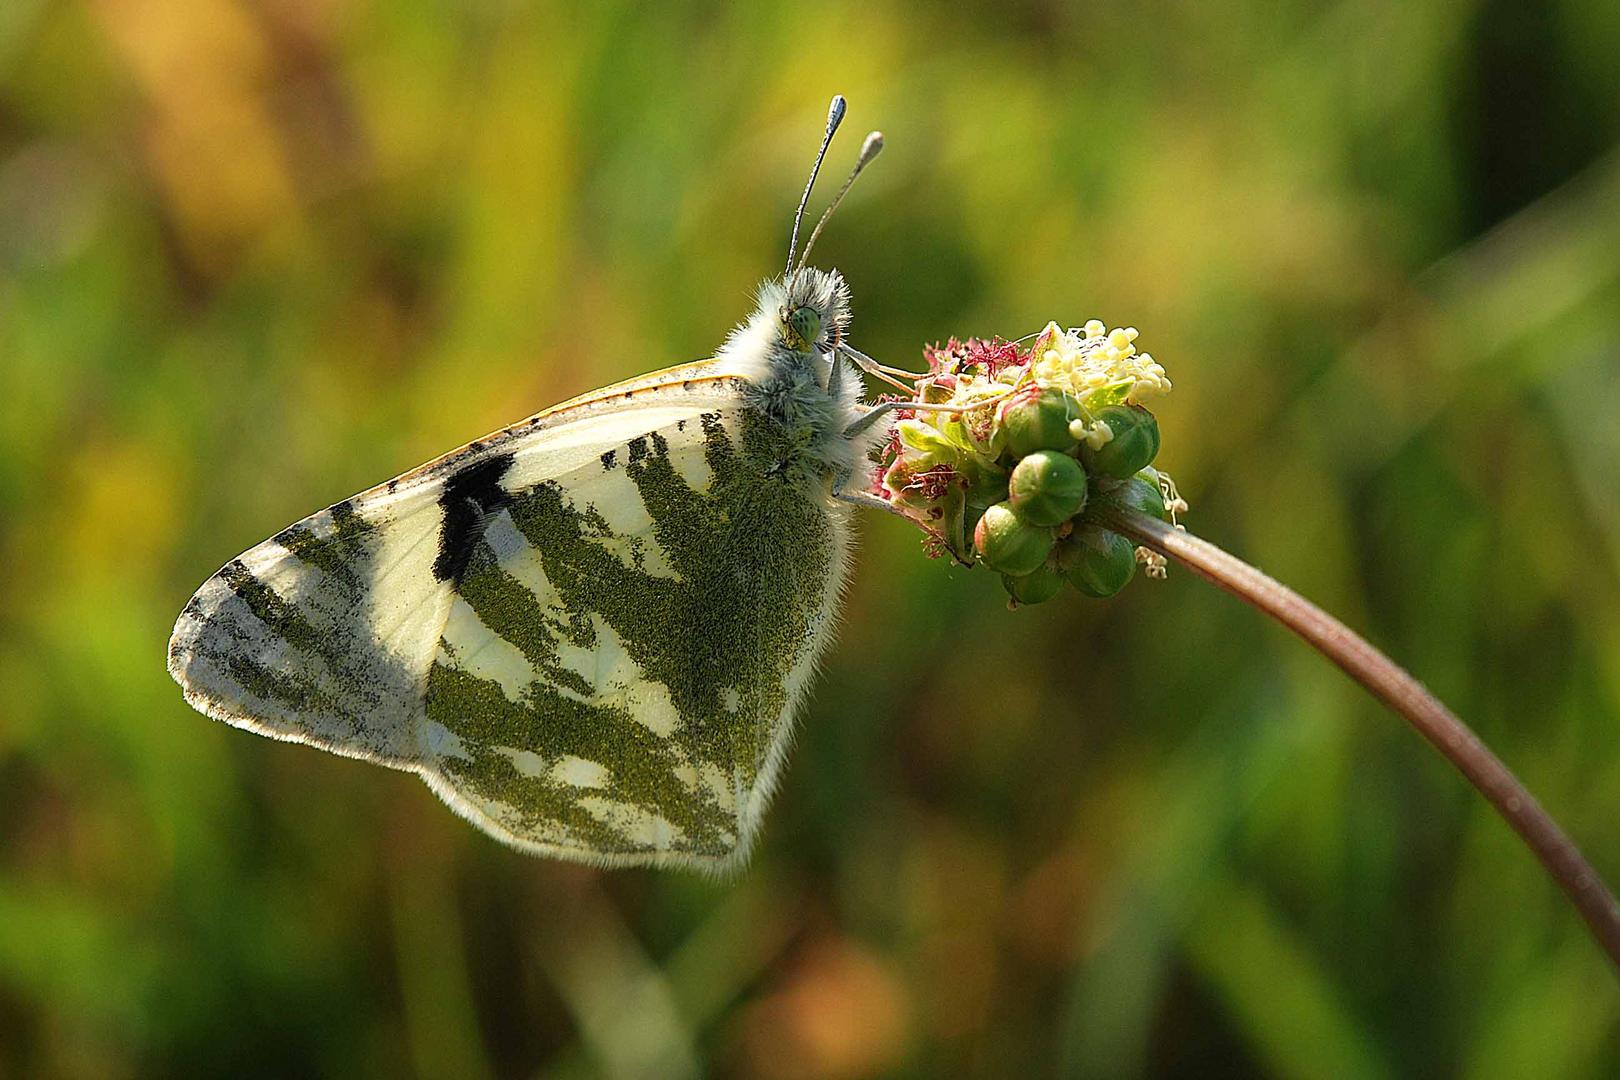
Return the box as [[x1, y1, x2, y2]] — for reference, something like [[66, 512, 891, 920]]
[[841, 394, 1012, 441], [834, 488, 910, 519], [825, 455, 906, 520], [841, 343, 923, 380], [839, 344, 922, 393], [842, 401, 907, 440]]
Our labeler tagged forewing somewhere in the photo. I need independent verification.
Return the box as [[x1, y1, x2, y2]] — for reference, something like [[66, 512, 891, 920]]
[[169, 373, 851, 869]]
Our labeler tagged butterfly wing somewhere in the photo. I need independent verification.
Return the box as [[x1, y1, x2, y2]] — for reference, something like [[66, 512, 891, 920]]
[[169, 365, 853, 870]]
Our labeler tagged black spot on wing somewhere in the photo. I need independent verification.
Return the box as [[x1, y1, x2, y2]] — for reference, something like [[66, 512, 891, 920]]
[[600, 449, 617, 471], [433, 454, 516, 583]]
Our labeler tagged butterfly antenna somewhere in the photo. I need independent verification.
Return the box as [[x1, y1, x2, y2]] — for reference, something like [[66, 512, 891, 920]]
[[786, 95, 847, 279], [794, 130, 884, 274]]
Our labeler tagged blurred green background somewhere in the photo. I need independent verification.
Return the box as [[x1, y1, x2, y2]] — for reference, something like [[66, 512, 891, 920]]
[[3, 0, 1620, 1075]]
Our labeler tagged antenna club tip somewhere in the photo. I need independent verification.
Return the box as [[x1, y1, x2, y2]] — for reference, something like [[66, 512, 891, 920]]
[[828, 96, 847, 123], [863, 131, 885, 151]]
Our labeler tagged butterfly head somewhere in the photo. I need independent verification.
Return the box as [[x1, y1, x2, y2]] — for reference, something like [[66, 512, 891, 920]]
[[723, 98, 882, 486], [776, 267, 851, 354], [782, 304, 821, 352]]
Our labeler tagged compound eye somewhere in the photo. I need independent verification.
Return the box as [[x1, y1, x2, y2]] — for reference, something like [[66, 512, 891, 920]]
[[785, 306, 822, 350]]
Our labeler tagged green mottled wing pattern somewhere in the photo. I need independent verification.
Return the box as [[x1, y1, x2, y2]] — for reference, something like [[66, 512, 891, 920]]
[[422, 412, 848, 866], [169, 379, 853, 870]]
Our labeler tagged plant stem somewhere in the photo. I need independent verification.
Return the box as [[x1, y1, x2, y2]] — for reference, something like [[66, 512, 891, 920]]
[[1096, 503, 1620, 973]]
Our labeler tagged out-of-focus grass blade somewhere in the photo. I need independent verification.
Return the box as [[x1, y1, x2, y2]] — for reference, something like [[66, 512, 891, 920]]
[[1185, 873, 1391, 1080], [532, 876, 699, 1080], [1061, 691, 1310, 1074]]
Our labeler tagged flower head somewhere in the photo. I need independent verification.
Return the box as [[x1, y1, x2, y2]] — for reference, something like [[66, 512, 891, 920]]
[[876, 319, 1185, 604]]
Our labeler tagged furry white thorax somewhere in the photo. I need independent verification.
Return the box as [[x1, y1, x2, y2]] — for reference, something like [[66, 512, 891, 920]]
[[720, 267, 884, 490]]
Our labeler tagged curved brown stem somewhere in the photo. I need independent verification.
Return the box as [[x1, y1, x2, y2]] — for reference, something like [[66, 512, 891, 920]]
[[1096, 503, 1620, 973]]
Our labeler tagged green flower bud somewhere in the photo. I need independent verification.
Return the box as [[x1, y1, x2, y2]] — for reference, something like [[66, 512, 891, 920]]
[[1002, 564, 1065, 606], [1007, 450, 1089, 526], [1116, 468, 1167, 520], [960, 469, 1010, 552], [1057, 526, 1138, 598], [973, 501, 1055, 576], [995, 387, 1080, 459], [1081, 404, 1161, 478]]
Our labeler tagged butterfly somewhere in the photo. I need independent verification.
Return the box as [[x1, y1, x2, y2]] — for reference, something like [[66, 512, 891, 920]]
[[167, 96, 920, 872]]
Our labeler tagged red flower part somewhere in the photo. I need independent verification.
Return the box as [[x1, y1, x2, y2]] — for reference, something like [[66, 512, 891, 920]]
[[923, 335, 1029, 380], [961, 336, 1025, 377], [870, 392, 916, 477], [922, 339, 962, 373], [905, 464, 959, 501]]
